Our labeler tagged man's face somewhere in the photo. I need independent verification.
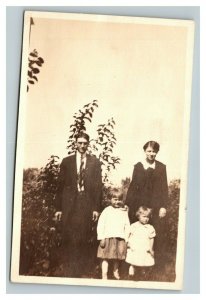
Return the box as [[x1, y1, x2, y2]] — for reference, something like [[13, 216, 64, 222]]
[[76, 137, 89, 154]]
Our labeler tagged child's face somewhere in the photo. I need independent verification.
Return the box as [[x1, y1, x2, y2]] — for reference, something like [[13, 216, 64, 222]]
[[139, 213, 150, 224], [111, 196, 123, 208]]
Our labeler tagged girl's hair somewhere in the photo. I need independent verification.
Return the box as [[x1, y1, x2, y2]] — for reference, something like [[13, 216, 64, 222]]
[[143, 141, 160, 153], [136, 206, 152, 218], [107, 187, 123, 201]]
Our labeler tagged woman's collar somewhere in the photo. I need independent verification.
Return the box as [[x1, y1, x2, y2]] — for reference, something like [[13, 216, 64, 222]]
[[142, 159, 156, 170]]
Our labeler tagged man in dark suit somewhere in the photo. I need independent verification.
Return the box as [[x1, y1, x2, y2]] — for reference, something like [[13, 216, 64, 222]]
[[55, 132, 102, 277]]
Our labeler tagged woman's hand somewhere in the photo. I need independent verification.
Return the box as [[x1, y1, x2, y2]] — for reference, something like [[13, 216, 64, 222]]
[[100, 239, 106, 248], [159, 207, 167, 218]]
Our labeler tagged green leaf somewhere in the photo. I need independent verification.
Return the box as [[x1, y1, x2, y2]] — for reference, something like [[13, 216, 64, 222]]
[[35, 61, 43, 67], [33, 76, 38, 82], [32, 68, 40, 74], [38, 57, 44, 63], [29, 52, 38, 57], [84, 117, 91, 122], [83, 103, 90, 108], [28, 80, 35, 84], [28, 71, 33, 78]]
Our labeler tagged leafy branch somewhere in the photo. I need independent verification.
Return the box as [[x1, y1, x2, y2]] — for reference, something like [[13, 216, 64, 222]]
[[27, 49, 44, 92], [90, 118, 120, 183], [67, 100, 98, 154], [67, 100, 120, 184]]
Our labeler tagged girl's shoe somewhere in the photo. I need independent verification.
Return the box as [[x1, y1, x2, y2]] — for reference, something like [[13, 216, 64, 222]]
[[102, 273, 108, 280], [128, 265, 135, 276], [128, 274, 135, 281], [113, 270, 120, 280]]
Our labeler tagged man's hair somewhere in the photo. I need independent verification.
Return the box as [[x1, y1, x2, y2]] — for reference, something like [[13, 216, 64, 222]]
[[143, 141, 160, 153], [75, 132, 90, 142]]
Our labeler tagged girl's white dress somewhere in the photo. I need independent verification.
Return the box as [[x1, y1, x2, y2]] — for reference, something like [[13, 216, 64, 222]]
[[97, 205, 130, 260], [126, 221, 156, 267]]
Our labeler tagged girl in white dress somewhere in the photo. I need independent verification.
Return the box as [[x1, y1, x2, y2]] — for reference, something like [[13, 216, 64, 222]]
[[126, 206, 156, 280], [97, 188, 130, 280]]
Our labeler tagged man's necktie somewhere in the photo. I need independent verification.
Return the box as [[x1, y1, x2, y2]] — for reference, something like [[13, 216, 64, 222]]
[[79, 155, 85, 191]]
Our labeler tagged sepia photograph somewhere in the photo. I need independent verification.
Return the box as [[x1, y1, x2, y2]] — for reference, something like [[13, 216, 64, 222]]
[[10, 10, 195, 290]]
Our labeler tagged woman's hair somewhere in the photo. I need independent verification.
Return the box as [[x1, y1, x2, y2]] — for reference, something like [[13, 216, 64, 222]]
[[136, 206, 152, 218], [75, 132, 90, 142], [143, 141, 160, 153]]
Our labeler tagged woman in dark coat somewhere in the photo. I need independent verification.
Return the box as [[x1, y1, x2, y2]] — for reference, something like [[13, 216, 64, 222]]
[[125, 141, 168, 224], [125, 141, 168, 278]]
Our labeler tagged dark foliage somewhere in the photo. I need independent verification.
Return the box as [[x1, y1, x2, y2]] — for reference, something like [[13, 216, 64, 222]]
[[90, 118, 120, 184], [19, 100, 179, 280], [20, 165, 180, 280], [27, 49, 44, 92], [20, 157, 62, 275], [20, 101, 120, 276], [167, 179, 180, 257], [66, 100, 120, 184], [67, 100, 98, 154]]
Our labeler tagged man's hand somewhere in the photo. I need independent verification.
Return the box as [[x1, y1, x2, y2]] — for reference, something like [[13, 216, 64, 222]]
[[54, 211, 62, 221], [159, 207, 167, 218], [92, 211, 99, 222]]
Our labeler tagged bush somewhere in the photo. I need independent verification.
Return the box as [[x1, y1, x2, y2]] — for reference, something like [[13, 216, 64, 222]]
[[20, 172, 180, 278], [19, 157, 62, 275], [167, 179, 180, 257]]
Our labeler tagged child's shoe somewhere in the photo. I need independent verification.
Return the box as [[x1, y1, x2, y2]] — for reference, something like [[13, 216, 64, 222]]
[[128, 274, 135, 281], [102, 273, 108, 280], [128, 265, 135, 276], [113, 270, 120, 280]]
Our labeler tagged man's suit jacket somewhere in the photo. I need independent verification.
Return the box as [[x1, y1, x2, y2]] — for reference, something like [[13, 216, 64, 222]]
[[125, 160, 168, 221], [55, 153, 102, 228]]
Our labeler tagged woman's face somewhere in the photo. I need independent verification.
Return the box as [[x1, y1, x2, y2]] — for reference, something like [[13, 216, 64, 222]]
[[145, 146, 157, 163]]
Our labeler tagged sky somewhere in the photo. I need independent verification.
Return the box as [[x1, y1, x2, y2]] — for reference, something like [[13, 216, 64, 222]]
[[22, 12, 193, 185]]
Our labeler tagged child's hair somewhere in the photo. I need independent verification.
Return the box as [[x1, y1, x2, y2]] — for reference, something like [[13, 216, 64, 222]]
[[136, 206, 152, 219], [107, 187, 124, 201]]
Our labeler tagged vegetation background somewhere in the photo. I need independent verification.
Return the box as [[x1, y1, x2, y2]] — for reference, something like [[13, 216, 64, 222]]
[[19, 99, 180, 282]]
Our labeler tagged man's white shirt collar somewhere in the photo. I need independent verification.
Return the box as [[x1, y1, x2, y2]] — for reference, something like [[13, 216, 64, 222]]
[[76, 152, 87, 191], [76, 151, 86, 172]]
